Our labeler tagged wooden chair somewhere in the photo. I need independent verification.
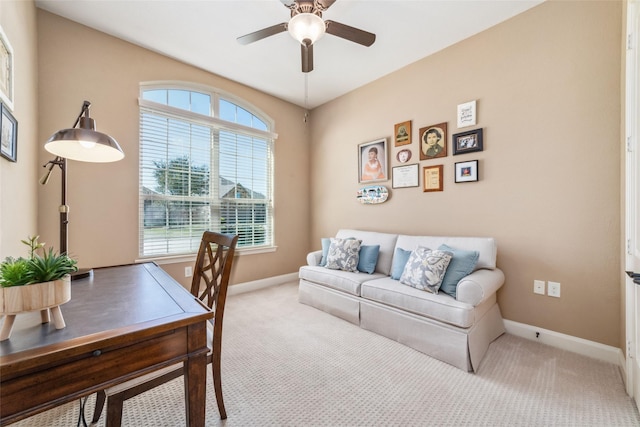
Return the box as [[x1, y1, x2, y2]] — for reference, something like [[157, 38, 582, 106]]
[[91, 231, 238, 426]]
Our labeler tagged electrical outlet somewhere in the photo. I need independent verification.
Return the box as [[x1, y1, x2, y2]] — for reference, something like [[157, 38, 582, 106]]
[[548, 281, 561, 298], [185, 266, 193, 277], [533, 280, 545, 295]]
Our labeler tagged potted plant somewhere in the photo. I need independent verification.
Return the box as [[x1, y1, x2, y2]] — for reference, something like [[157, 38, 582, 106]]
[[0, 236, 78, 340]]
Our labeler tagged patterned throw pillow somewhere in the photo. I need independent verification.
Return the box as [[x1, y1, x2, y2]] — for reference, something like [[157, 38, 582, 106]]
[[399, 247, 453, 293], [325, 238, 362, 272]]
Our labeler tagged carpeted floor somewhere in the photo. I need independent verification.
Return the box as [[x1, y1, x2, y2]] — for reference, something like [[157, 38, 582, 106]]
[[13, 282, 640, 426]]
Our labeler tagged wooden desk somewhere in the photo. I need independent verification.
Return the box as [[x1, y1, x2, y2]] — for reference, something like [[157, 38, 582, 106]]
[[0, 263, 212, 426]]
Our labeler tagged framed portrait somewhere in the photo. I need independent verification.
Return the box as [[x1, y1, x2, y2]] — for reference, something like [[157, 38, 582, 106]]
[[1, 103, 17, 162], [394, 120, 411, 146], [455, 160, 479, 183], [392, 163, 419, 189], [358, 138, 388, 183], [419, 122, 447, 160], [453, 128, 483, 155], [457, 100, 476, 128], [423, 164, 443, 192], [0, 26, 14, 111], [396, 148, 412, 164]]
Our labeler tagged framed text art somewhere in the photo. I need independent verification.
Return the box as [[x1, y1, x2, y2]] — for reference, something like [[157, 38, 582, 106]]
[[455, 160, 479, 183], [457, 100, 476, 128], [394, 120, 411, 147], [423, 164, 443, 192], [419, 122, 447, 160], [1, 103, 17, 162], [358, 138, 388, 183], [0, 26, 13, 110], [392, 164, 419, 189], [453, 128, 483, 155]]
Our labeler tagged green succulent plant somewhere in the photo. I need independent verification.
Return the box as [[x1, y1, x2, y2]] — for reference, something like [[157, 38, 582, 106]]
[[0, 236, 78, 288]]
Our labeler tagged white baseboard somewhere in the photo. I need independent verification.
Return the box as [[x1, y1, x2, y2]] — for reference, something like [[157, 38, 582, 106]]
[[228, 272, 298, 295], [503, 319, 624, 366]]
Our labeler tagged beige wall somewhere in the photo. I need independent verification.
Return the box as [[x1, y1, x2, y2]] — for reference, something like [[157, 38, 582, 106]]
[[310, 1, 622, 347], [36, 11, 311, 288], [0, 1, 39, 259]]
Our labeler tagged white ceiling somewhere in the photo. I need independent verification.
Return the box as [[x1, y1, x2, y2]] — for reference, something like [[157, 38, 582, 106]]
[[35, 0, 543, 109]]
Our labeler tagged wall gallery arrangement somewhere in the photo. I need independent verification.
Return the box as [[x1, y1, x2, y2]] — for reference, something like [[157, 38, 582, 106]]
[[357, 100, 485, 202]]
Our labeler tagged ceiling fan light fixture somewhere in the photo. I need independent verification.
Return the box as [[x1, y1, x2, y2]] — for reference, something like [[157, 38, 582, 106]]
[[288, 13, 326, 45]]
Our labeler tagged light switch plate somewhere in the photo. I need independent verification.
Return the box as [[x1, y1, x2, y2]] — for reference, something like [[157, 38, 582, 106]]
[[534, 280, 545, 295]]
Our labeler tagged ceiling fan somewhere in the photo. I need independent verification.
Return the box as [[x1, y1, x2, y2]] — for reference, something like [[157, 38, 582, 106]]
[[237, 0, 376, 73]]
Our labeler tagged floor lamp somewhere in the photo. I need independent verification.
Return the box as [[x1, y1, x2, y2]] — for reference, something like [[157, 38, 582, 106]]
[[40, 101, 124, 280]]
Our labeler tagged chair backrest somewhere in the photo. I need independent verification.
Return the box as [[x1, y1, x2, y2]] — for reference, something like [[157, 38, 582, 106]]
[[190, 232, 238, 328]]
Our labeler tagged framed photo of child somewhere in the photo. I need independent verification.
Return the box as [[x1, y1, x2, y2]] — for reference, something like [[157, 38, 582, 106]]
[[358, 138, 388, 183]]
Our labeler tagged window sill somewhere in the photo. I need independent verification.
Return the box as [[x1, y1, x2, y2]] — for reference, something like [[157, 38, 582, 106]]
[[135, 246, 277, 266]]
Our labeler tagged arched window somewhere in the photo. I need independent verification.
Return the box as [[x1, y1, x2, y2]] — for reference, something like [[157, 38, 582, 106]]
[[138, 83, 276, 257]]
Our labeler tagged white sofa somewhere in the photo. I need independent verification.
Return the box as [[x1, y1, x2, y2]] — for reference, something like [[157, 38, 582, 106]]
[[298, 229, 505, 372]]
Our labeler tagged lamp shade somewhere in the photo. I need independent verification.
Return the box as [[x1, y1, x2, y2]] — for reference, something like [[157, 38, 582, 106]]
[[288, 13, 326, 45], [44, 117, 124, 163]]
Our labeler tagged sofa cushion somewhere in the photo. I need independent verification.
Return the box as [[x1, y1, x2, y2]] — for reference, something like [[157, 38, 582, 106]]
[[438, 244, 479, 298], [299, 265, 386, 296], [319, 238, 331, 266], [357, 245, 380, 274], [390, 248, 412, 280], [394, 235, 497, 270], [361, 277, 475, 328], [325, 238, 362, 272], [399, 247, 452, 293], [336, 230, 398, 275]]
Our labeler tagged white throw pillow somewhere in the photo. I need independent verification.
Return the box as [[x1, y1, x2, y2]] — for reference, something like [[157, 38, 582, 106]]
[[399, 247, 453, 293], [325, 238, 362, 272]]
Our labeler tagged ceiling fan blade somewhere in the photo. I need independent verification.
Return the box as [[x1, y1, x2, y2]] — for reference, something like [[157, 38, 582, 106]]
[[301, 42, 314, 73], [317, 0, 336, 11], [237, 23, 288, 45], [325, 20, 376, 47]]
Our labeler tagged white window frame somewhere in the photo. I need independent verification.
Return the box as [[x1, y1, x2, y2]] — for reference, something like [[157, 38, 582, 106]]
[[137, 81, 277, 260]]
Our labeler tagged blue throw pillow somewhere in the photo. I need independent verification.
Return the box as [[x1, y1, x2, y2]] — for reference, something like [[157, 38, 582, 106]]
[[357, 245, 380, 274], [438, 244, 479, 298], [319, 238, 331, 266], [390, 248, 412, 280]]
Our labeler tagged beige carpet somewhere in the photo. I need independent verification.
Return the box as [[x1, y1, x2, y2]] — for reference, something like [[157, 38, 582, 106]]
[[13, 282, 640, 426]]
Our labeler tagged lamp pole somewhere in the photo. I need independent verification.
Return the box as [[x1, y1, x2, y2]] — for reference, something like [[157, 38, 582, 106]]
[[40, 156, 69, 256]]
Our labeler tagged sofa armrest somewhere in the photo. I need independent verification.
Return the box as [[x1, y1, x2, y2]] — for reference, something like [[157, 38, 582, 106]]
[[307, 250, 323, 266], [456, 268, 505, 306]]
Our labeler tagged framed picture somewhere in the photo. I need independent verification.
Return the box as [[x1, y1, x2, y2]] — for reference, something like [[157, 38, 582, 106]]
[[358, 138, 388, 183], [419, 122, 447, 160], [453, 128, 483, 155], [396, 148, 412, 164], [0, 26, 14, 110], [392, 163, 419, 189], [423, 164, 443, 192], [394, 120, 411, 146], [457, 100, 476, 128], [1, 103, 17, 162], [455, 160, 479, 183]]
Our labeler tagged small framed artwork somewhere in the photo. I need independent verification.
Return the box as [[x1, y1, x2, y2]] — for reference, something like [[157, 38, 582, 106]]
[[423, 164, 443, 192], [0, 26, 14, 110], [392, 163, 419, 189], [455, 160, 479, 183], [457, 100, 476, 128], [453, 128, 483, 155], [358, 138, 388, 183], [1, 103, 17, 162], [396, 149, 412, 164], [394, 120, 411, 146], [419, 122, 447, 160]]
